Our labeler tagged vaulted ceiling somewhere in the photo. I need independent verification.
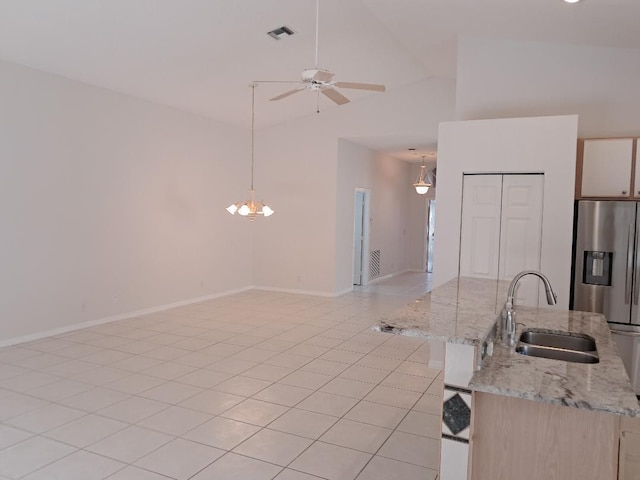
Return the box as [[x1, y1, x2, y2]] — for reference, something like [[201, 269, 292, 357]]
[[0, 0, 638, 133]]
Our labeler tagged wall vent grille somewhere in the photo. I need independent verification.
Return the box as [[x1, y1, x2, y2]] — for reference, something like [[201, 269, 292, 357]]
[[370, 250, 381, 279], [267, 26, 295, 40]]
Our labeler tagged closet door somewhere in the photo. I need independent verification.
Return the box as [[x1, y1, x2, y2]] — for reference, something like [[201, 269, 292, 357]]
[[459, 175, 503, 279], [498, 175, 544, 306]]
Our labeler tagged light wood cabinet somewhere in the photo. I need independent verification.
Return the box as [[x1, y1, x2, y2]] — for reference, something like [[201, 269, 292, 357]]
[[470, 392, 620, 480], [578, 138, 635, 198], [619, 417, 640, 480]]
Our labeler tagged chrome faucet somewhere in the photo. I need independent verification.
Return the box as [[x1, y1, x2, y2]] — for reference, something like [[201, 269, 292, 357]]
[[501, 270, 557, 346]]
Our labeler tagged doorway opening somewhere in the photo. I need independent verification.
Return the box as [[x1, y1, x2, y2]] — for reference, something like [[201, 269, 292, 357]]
[[426, 199, 436, 273], [353, 189, 371, 286]]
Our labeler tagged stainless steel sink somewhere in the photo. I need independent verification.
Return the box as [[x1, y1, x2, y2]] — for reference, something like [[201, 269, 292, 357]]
[[518, 330, 596, 352], [515, 329, 599, 364], [515, 343, 599, 364]]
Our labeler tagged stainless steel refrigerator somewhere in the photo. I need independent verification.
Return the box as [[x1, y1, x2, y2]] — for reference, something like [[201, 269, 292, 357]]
[[573, 200, 640, 394]]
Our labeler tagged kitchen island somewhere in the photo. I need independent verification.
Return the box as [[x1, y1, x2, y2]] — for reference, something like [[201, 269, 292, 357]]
[[374, 277, 640, 480]]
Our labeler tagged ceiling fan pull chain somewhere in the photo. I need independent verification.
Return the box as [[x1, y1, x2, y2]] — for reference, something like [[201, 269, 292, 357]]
[[317, 90, 320, 114]]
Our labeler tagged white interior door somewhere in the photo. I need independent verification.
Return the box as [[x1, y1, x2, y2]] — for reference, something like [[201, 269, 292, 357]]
[[460, 174, 544, 306], [459, 175, 502, 279], [499, 174, 544, 306]]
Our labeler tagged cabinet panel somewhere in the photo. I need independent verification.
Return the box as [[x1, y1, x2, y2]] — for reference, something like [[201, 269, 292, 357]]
[[471, 393, 619, 480], [581, 139, 633, 197], [620, 431, 640, 480]]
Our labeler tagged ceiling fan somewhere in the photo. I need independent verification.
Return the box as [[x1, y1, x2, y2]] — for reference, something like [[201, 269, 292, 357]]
[[256, 0, 386, 108]]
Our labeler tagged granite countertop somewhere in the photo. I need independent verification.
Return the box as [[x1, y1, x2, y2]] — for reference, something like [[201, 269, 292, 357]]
[[374, 276, 640, 417], [373, 277, 509, 346], [469, 306, 640, 417]]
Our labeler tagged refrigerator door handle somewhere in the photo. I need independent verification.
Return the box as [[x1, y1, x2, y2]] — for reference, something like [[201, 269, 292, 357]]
[[635, 222, 640, 305], [626, 225, 634, 304]]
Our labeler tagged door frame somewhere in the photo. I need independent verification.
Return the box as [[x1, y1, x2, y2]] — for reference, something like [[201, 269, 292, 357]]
[[425, 199, 436, 273], [353, 188, 371, 286]]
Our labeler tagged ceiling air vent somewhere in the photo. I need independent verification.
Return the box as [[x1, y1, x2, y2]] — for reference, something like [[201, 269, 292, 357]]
[[267, 26, 295, 40]]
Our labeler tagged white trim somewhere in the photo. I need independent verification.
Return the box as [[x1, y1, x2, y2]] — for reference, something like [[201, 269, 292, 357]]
[[251, 285, 351, 298], [333, 287, 354, 297], [352, 188, 371, 287], [0, 286, 252, 348], [367, 269, 415, 285]]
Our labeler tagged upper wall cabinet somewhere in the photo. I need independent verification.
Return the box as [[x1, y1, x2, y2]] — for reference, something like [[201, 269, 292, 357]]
[[578, 138, 636, 198]]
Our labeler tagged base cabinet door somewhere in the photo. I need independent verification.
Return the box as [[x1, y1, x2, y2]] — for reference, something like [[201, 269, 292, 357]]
[[470, 393, 619, 480], [620, 418, 640, 480], [619, 432, 640, 480]]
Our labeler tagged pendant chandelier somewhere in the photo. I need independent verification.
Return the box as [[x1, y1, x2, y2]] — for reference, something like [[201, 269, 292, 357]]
[[226, 84, 275, 220], [413, 155, 433, 195]]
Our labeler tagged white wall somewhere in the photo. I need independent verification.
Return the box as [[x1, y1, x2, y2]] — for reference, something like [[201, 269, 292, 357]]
[[456, 37, 640, 137], [334, 140, 427, 292], [252, 78, 456, 295], [433, 115, 578, 308], [0, 60, 253, 342]]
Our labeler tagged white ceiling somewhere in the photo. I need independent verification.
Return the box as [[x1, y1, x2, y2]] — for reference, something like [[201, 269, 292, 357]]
[[1, 0, 639, 155]]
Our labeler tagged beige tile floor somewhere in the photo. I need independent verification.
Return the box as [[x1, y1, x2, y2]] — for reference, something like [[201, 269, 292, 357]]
[[0, 272, 441, 480]]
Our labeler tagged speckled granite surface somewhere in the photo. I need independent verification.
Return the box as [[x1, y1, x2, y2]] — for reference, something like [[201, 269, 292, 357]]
[[469, 306, 640, 417], [373, 277, 509, 346], [374, 276, 640, 417]]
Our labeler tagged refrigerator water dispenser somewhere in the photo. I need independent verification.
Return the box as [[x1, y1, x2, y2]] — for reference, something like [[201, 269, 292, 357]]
[[583, 251, 612, 286]]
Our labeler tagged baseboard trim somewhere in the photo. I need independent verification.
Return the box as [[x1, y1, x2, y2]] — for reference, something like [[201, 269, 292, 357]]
[[333, 287, 354, 297], [0, 286, 253, 348], [368, 269, 416, 286], [251, 285, 343, 298]]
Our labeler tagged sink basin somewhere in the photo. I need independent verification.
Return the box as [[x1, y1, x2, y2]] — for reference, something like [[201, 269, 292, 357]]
[[515, 329, 599, 364], [515, 343, 599, 364], [519, 330, 596, 352]]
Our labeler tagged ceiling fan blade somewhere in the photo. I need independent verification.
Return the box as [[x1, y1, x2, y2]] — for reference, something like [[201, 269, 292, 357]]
[[335, 82, 386, 92], [270, 87, 306, 101], [253, 80, 305, 84], [321, 88, 350, 105], [313, 70, 334, 82]]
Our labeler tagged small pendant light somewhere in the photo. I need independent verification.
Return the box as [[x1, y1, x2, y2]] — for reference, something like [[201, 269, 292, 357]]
[[413, 155, 432, 195]]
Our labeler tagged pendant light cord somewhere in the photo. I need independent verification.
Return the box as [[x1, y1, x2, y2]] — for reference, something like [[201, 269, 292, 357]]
[[315, 0, 320, 67], [250, 83, 255, 191]]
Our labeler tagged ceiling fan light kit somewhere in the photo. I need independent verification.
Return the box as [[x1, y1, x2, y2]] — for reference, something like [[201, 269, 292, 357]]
[[255, 0, 386, 108], [226, 84, 274, 221]]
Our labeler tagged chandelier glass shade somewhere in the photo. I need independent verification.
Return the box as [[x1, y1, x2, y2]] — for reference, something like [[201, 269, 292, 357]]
[[413, 156, 433, 195], [226, 190, 274, 218], [226, 84, 274, 221]]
